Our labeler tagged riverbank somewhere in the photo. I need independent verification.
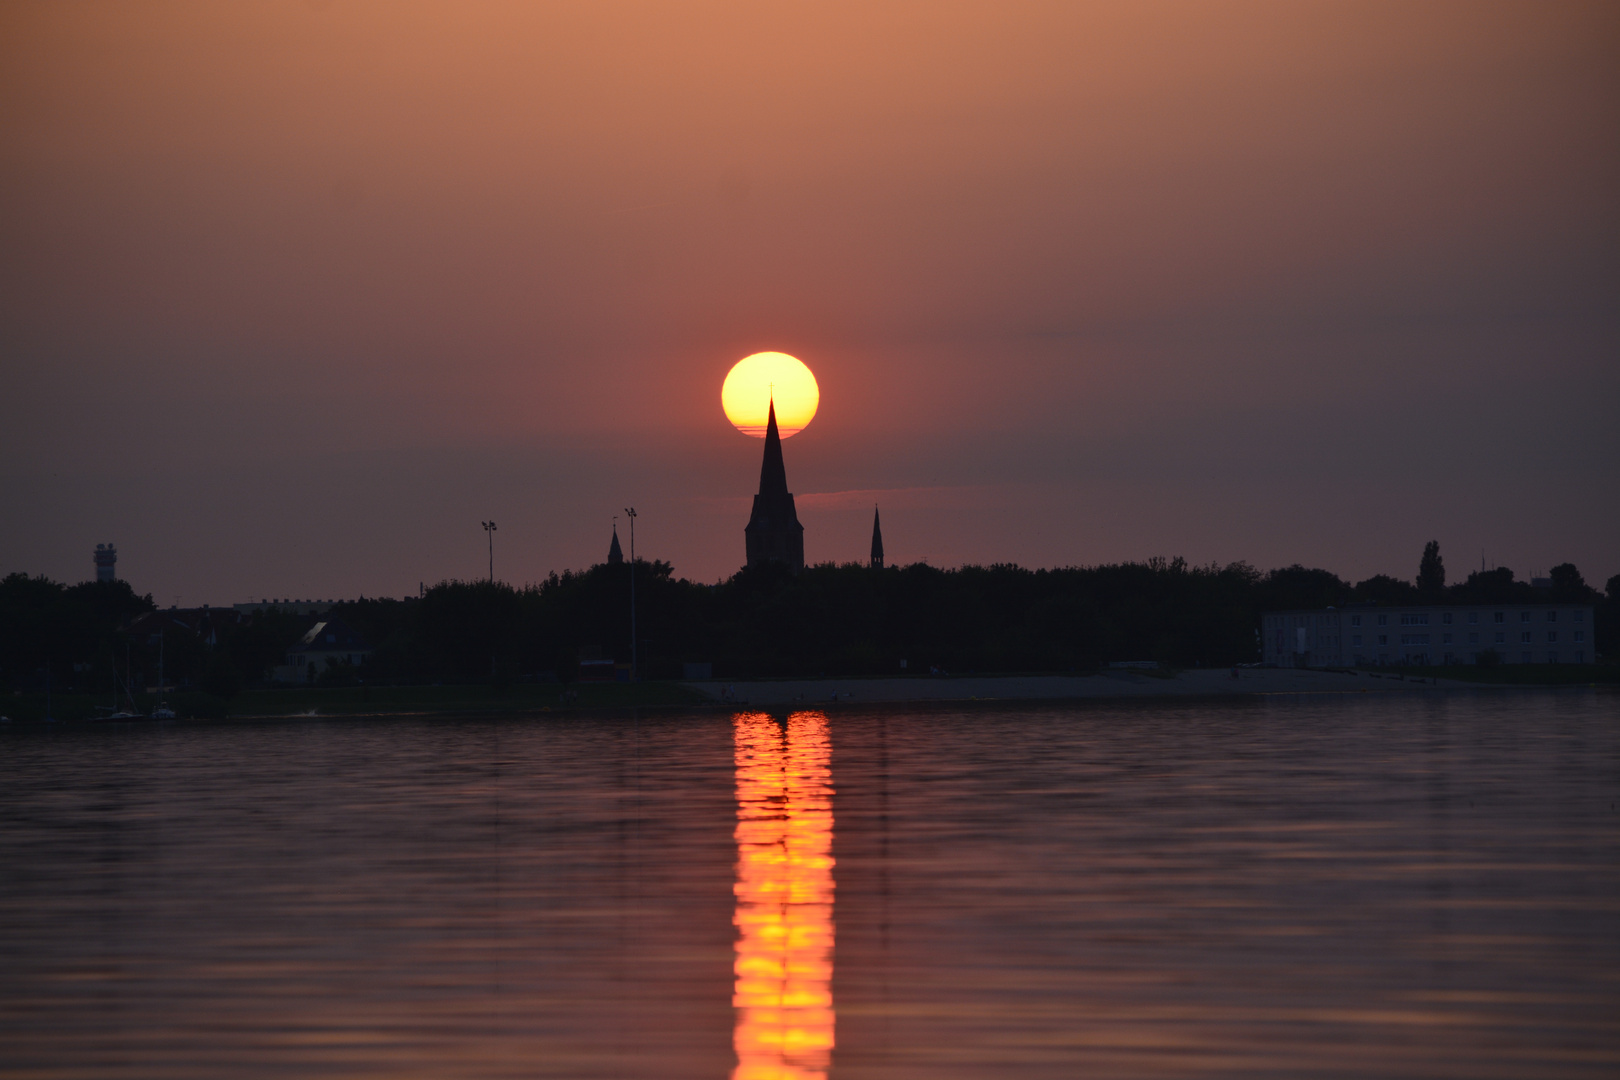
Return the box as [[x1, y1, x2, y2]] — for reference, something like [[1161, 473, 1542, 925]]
[[682, 666, 1543, 706], [5, 666, 1611, 723], [0, 681, 710, 723]]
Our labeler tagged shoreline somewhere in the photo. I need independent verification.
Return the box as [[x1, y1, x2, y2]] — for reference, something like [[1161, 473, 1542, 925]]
[[4, 669, 1608, 725], [680, 667, 1552, 707]]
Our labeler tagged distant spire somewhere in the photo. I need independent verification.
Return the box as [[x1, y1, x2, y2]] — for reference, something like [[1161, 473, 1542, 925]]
[[757, 397, 789, 498], [607, 523, 624, 564], [870, 505, 884, 569]]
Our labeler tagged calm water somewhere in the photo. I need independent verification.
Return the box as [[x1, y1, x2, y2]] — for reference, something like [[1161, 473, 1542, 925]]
[[2, 692, 1617, 1078]]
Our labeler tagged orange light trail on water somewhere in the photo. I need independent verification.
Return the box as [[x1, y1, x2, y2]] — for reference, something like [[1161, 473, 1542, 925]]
[[732, 711, 835, 1080]]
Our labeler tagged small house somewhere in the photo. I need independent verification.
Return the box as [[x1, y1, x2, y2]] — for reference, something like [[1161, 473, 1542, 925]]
[[274, 618, 373, 683]]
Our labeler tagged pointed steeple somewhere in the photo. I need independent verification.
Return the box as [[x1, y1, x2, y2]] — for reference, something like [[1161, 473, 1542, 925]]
[[744, 395, 805, 572], [758, 398, 789, 497], [870, 505, 884, 569], [607, 523, 623, 565]]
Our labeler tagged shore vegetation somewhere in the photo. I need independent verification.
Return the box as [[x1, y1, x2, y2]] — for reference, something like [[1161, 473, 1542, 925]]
[[2, 545, 1613, 719]]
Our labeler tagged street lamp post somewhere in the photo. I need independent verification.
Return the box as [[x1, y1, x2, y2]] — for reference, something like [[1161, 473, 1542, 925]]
[[624, 507, 636, 680], [482, 521, 497, 582]]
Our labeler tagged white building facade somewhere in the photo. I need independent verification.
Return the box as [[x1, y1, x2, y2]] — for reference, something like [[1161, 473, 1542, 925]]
[[1262, 603, 1596, 668]]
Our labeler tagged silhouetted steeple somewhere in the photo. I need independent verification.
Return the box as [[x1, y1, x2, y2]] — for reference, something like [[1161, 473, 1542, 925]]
[[607, 523, 623, 564], [744, 397, 805, 572], [870, 505, 884, 569], [758, 399, 789, 497]]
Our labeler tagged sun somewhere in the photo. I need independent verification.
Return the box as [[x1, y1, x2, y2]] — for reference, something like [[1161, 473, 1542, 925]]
[[721, 352, 819, 438]]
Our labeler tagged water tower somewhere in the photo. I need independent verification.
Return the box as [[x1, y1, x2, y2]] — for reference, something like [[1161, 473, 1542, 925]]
[[94, 543, 117, 582]]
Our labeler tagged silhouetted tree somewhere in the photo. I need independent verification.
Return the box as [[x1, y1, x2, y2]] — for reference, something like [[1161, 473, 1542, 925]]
[[0, 572, 154, 691], [225, 607, 311, 683], [1258, 565, 1349, 611], [1548, 563, 1587, 597], [1600, 573, 1620, 660], [1417, 541, 1445, 595], [417, 580, 523, 682], [1448, 567, 1520, 604], [1353, 574, 1417, 605]]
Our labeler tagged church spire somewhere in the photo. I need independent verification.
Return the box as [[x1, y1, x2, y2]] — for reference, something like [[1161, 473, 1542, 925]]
[[870, 505, 884, 569], [607, 522, 623, 564], [757, 397, 789, 497], [744, 394, 805, 572]]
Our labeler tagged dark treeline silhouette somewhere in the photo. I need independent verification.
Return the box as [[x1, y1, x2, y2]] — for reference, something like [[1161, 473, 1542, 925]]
[[4, 545, 1613, 694], [0, 575, 155, 694]]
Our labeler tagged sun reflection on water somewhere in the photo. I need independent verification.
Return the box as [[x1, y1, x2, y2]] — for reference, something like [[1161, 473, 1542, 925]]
[[732, 711, 835, 1080]]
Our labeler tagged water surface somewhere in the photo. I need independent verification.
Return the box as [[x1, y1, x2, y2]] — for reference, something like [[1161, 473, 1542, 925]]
[[2, 691, 1616, 1078]]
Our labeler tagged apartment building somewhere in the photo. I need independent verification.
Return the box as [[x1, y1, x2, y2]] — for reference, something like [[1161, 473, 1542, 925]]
[[1261, 603, 1595, 668]]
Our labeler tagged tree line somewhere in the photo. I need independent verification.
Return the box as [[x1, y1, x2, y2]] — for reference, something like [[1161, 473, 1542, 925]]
[[3, 543, 1614, 695]]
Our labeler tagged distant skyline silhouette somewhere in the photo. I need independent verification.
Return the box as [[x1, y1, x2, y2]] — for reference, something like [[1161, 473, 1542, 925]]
[[1, 3, 1615, 600]]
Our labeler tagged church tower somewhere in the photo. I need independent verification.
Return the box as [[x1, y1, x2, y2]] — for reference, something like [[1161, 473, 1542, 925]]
[[870, 506, 884, 568], [744, 399, 805, 572], [607, 523, 623, 565]]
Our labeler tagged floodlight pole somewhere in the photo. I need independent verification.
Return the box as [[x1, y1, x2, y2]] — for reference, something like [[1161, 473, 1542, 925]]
[[624, 507, 637, 680], [482, 520, 497, 582]]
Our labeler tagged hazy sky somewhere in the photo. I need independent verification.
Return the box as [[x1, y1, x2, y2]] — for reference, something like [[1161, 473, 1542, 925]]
[[3, 1, 1616, 602]]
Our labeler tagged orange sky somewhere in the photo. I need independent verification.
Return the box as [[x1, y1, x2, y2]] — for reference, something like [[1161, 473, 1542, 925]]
[[2, 1, 1616, 598]]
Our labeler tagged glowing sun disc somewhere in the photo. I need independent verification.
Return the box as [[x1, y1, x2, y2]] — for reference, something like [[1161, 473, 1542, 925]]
[[722, 352, 819, 438]]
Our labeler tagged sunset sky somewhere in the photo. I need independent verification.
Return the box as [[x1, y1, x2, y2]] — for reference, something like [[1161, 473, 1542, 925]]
[[3, 1, 1616, 602]]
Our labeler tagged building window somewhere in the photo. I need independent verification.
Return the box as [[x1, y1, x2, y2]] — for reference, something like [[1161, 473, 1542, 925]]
[[1442, 612, 1453, 625], [1573, 610, 1585, 623], [1443, 652, 1455, 664], [1442, 633, 1453, 644], [1547, 631, 1557, 643], [1521, 611, 1532, 623], [1400, 634, 1430, 645], [1351, 615, 1361, 627], [1467, 632, 1479, 644], [1575, 651, 1584, 663], [1352, 635, 1362, 646], [1377, 615, 1388, 626], [1467, 612, 1478, 624], [1469, 653, 1480, 664], [1494, 612, 1505, 623], [1574, 630, 1585, 643], [1520, 631, 1532, 644], [1494, 632, 1505, 644], [1546, 611, 1557, 622], [1401, 613, 1429, 625], [1547, 651, 1558, 663], [1377, 635, 1388, 646]]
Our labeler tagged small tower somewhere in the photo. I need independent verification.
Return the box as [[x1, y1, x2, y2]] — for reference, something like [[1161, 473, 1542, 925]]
[[607, 523, 624, 565], [744, 399, 805, 572], [870, 506, 884, 569], [94, 543, 117, 583]]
